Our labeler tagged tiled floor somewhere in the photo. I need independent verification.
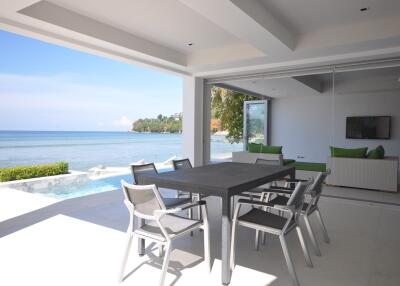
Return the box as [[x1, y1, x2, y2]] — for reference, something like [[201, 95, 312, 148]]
[[0, 186, 400, 286]]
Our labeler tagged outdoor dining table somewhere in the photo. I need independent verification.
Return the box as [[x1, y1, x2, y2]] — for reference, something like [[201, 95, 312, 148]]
[[138, 162, 295, 285]]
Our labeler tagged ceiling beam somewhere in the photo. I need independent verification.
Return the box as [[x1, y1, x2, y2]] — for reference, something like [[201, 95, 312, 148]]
[[17, 1, 186, 67], [179, 0, 295, 55]]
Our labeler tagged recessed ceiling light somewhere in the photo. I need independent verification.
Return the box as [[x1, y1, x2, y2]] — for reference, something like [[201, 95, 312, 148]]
[[187, 43, 194, 46], [360, 7, 370, 12]]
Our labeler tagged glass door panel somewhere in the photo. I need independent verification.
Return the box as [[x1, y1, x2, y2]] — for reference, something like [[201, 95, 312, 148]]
[[243, 100, 268, 150]]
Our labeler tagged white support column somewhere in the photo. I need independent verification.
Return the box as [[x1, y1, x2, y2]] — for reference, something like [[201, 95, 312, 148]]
[[203, 84, 212, 165], [182, 76, 204, 166]]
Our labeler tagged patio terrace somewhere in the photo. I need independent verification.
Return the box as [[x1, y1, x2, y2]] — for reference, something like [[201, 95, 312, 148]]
[[1, 186, 400, 286]]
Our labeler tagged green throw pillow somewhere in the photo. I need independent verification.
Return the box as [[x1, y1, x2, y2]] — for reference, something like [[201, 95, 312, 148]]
[[368, 145, 385, 159], [248, 143, 262, 153], [376, 145, 385, 158], [367, 149, 380, 159], [330, 146, 367, 158], [261, 145, 283, 154]]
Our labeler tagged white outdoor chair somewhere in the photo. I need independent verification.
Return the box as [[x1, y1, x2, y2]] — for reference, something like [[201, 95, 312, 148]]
[[130, 163, 192, 209], [230, 158, 286, 219], [262, 170, 331, 256], [172, 158, 204, 220], [119, 180, 210, 286], [230, 180, 313, 286]]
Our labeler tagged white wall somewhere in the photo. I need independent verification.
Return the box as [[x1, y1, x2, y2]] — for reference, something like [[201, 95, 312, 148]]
[[270, 76, 400, 164], [182, 76, 204, 166]]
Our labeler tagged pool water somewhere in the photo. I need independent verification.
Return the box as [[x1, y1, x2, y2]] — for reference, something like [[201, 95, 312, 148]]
[[27, 171, 177, 200], [27, 174, 133, 200]]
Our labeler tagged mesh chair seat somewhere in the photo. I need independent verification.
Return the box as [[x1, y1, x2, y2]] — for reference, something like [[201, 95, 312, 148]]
[[238, 208, 295, 232], [269, 196, 317, 214], [136, 214, 202, 241]]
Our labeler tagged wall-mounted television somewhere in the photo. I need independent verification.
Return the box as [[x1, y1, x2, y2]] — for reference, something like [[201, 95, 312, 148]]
[[346, 116, 391, 139]]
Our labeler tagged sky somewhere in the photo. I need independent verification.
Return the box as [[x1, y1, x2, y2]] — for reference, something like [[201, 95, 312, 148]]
[[0, 29, 182, 131]]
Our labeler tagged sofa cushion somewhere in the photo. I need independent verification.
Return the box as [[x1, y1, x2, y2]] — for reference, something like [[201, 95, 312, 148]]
[[261, 145, 282, 154], [294, 162, 326, 172], [248, 143, 262, 153], [330, 146, 367, 158]]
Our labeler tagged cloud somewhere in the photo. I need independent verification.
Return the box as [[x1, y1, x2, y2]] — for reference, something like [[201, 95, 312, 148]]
[[113, 116, 132, 127], [0, 72, 181, 131]]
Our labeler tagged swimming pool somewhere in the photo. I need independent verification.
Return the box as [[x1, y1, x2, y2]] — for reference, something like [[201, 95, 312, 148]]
[[25, 167, 179, 200], [25, 173, 133, 199]]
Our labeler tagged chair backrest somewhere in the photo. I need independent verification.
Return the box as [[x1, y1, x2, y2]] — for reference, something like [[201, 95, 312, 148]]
[[309, 168, 331, 205], [121, 180, 165, 217], [130, 163, 158, 185], [255, 158, 282, 166], [287, 179, 312, 216], [173, 158, 192, 170]]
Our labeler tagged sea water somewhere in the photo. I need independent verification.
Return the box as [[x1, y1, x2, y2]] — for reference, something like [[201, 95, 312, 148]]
[[0, 131, 242, 171]]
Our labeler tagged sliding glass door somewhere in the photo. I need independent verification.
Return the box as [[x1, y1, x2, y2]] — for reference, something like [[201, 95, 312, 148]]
[[243, 100, 268, 150]]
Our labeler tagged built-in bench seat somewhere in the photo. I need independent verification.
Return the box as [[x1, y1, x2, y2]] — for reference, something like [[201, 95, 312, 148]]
[[284, 160, 326, 180]]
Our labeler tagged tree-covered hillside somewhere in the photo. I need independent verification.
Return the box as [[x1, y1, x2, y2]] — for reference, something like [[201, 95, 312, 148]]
[[132, 113, 182, 133]]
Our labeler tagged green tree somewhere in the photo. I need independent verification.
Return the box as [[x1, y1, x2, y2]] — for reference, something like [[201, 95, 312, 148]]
[[211, 87, 259, 143], [132, 113, 182, 133]]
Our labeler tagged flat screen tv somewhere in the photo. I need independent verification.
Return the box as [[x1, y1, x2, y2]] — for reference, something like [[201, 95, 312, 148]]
[[346, 116, 391, 139]]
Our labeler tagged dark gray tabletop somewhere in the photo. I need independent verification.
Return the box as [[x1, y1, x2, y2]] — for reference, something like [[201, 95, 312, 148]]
[[138, 162, 295, 198]]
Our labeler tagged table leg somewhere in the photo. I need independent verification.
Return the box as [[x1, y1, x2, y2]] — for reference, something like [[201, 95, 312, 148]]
[[137, 218, 145, 256], [221, 195, 232, 285]]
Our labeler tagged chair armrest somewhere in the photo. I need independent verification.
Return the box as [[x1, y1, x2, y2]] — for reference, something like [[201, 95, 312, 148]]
[[154, 200, 206, 217], [237, 198, 274, 207], [237, 193, 263, 200], [283, 178, 308, 183], [180, 200, 206, 210], [237, 198, 294, 214], [261, 186, 294, 195]]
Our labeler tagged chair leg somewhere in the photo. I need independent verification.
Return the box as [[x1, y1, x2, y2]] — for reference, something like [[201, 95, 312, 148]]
[[231, 196, 235, 219], [188, 208, 193, 236], [119, 232, 133, 283], [255, 229, 260, 251], [159, 242, 172, 286], [158, 243, 164, 257], [279, 235, 300, 286], [261, 231, 267, 245], [296, 226, 313, 267], [315, 208, 330, 243], [197, 204, 202, 220], [202, 205, 211, 272], [303, 215, 321, 256], [194, 193, 202, 221], [230, 220, 238, 270]]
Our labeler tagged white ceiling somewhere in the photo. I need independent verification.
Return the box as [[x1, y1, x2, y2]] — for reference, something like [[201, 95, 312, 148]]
[[260, 0, 400, 35], [47, 0, 242, 54], [225, 77, 322, 99], [1, 0, 400, 79], [225, 66, 400, 98]]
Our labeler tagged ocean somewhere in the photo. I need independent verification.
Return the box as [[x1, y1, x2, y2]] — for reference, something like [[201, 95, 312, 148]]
[[0, 131, 242, 171]]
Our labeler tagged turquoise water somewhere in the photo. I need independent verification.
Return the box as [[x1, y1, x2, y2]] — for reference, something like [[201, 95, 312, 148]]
[[28, 173, 179, 199], [0, 131, 242, 171], [27, 173, 133, 199]]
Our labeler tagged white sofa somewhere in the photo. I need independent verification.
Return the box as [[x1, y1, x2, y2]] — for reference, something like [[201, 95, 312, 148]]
[[326, 156, 399, 192], [232, 151, 283, 164]]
